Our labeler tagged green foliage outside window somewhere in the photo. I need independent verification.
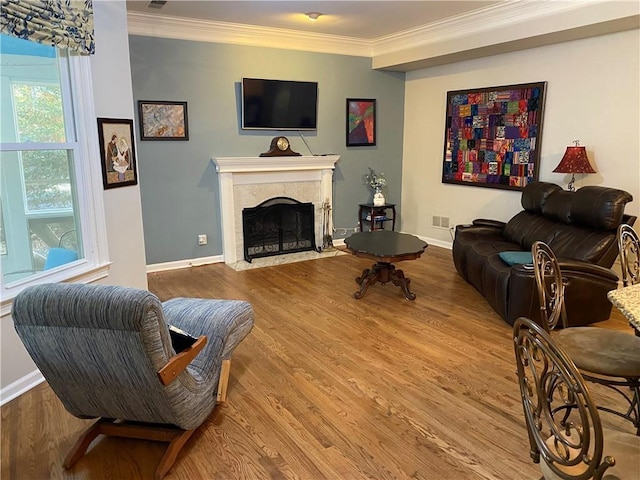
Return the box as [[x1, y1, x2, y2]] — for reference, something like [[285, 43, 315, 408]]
[[12, 83, 73, 211]]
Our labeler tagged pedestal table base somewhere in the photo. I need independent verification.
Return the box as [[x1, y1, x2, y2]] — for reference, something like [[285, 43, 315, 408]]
[[354, 262, 415, 300]]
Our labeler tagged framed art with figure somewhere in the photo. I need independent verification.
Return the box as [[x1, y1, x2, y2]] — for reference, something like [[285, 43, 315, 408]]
[[97, 118, 138, 190], [441, 81, 547, 191], [347, 98, 376, 147]]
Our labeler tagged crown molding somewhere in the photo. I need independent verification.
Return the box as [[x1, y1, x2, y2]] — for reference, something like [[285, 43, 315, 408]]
[[127, 0, 638, 63], [372, 0, 592, 56], [373, 0, 639, 70], [126, 12, 373, 57]]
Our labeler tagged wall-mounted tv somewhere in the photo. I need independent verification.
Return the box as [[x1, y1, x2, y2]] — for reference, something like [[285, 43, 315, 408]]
[[241, 77, 318, 130]]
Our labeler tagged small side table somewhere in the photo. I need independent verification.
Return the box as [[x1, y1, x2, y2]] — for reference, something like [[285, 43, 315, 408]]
[[359, 203, 396, 232]]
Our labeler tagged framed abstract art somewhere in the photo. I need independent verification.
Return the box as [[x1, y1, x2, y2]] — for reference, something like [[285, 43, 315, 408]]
[[441, 81, 547, 191], [346, 98, 376, 147], [138, 100, 189, 141]]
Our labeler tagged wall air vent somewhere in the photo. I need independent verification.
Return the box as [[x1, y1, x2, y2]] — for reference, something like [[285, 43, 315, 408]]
[[147, 0, 167, 8]]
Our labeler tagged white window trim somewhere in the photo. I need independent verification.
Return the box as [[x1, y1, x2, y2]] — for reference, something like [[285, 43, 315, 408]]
[[1, 52, 111, 315]]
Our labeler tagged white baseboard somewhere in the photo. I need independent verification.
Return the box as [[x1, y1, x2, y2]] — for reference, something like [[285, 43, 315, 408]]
[[146, 255, 224, 273], [419, 235, 453, 250], [1, 369, 44, 406]]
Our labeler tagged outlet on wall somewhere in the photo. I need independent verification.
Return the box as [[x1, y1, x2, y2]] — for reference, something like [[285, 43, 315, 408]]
[[197, 234, 207, 245]]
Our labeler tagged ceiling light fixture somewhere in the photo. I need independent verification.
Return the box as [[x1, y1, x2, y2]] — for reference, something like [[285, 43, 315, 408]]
[[305, 12, 322, 21]]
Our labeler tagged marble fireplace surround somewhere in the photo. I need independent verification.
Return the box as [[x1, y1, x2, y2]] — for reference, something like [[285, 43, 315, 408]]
[[213, 155, 341, 264]]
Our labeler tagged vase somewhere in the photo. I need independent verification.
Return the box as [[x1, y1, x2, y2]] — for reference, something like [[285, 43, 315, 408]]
[[373, 187, 385, 206]]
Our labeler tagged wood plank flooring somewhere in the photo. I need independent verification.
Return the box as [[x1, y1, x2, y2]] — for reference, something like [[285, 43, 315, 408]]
[[1, 246, 634, 479]]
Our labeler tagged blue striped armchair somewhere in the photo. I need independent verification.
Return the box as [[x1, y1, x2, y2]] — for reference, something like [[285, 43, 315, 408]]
[[12, 283, 254, 479]]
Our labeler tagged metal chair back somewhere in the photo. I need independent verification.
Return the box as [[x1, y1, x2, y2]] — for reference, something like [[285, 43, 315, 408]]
[[513, 318, 613, 480], [532, 241, 568, 330], [617, 223, 639, 287]]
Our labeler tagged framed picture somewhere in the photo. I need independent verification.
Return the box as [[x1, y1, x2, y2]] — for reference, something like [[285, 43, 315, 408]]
[[441, 81, 547, 191], [138, 100, 189, 141], [97, 118, 138, 190], [346, 98, 376, 147]]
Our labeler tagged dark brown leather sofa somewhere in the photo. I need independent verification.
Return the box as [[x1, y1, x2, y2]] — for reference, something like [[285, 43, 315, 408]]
[[453, 182, 635, 327]]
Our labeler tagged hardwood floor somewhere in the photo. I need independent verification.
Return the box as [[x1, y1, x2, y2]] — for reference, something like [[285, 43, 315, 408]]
[[1, 246, 633, 479]]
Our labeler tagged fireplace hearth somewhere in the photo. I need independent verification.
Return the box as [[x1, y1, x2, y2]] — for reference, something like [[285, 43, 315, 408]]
[[242, 197, 316, 262]]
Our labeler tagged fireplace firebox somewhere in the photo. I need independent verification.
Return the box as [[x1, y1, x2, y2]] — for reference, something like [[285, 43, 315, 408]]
[[242, 197, 316, 262]]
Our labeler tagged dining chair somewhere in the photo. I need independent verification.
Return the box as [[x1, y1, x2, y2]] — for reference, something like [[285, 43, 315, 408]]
[[617, 223, 639, 287], [12, 283, 255, 479], [532, 240, 640, 435], [513, 317, 640, 480]]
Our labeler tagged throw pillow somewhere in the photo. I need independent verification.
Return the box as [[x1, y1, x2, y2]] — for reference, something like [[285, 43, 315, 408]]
[[499, 251, 533, 266]]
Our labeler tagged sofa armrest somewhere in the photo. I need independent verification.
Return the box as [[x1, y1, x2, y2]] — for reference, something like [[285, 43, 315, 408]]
[[556, 258, 619, 282], [472, 218, 507, 229], [510, 259, 618, 281], [508, 260, 618, 327], [455, 220, 505, 236]]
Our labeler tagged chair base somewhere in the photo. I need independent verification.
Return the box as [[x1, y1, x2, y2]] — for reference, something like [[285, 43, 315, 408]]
[[64, 418, 195, 480], [63, 360, 232, 478], [581, 372, 640, 436]]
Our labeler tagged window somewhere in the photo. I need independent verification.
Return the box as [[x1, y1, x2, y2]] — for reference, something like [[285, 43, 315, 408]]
[[0, 34, 109, 306]]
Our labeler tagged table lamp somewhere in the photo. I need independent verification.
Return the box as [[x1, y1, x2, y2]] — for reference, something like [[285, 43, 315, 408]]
[[552, 140, 596, 192]]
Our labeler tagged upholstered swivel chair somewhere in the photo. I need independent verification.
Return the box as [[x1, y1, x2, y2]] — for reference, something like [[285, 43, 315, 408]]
[[513, 317, 640, 480], [12, 283, 254, 479], [618, 223, 639, 287], [532, 241, 640, 435]]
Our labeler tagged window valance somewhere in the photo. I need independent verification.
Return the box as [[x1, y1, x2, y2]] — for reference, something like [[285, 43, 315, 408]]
[[0, 0, 95, 55]]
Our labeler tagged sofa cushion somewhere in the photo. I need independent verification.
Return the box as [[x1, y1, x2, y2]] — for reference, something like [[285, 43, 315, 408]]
[[547, 227, 617, 265], [571, 186, 633, 231], [542, 190, 573, 224], [521, 182, 562, 213], [503, 211, 557, 250], [504, 211, 617, 265], [498, 251, 533, 266]]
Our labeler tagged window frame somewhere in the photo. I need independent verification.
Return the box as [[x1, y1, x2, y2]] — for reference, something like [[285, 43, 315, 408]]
[[1, 48, 110, 314]]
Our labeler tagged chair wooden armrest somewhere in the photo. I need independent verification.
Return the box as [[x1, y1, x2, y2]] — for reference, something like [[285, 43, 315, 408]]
[[157, 336, 207, 386]]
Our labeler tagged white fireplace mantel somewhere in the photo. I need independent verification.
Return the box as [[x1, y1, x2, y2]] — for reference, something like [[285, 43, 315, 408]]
[[212, 155, 340, 264], [214, 155, 340, 174]]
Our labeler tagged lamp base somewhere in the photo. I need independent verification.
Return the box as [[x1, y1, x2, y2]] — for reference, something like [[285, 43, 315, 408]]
[[566, 174, 576, 192]]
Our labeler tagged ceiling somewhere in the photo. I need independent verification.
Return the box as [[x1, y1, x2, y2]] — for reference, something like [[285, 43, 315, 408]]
[[125, 0, 502, 40], [125, 1, 639, 71]]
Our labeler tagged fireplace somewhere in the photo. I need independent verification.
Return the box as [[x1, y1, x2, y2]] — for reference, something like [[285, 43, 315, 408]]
[[212, 155, 340, 264], [242, 197, 316, 262]]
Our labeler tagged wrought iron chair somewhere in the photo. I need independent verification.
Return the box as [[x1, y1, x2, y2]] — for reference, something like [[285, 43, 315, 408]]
[[532, 241, 640, 435], [513, 317, 640, 480], [12, 283, 254, 479], [618, 223, 639, 287]]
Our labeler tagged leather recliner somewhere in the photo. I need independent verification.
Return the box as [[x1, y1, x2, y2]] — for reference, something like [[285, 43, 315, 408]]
[[453, 182, 635, 326]]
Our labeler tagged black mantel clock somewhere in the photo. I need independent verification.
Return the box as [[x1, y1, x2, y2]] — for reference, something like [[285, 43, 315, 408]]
[[259, 136, 301, 157]]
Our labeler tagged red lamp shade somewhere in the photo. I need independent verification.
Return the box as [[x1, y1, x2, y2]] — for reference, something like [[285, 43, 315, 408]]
[[553, 143, 596, 191], [553, 146, 596, 174]]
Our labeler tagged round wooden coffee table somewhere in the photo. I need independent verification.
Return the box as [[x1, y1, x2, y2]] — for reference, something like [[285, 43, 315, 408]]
[[344, 230, 428, 300]]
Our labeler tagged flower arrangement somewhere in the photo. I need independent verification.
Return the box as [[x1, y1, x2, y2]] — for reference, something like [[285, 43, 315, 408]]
[[364, 167, 386, 191]]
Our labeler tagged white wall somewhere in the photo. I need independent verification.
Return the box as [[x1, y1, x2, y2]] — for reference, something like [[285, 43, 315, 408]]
[[1, 0, 147, 401], [402, 29, 640, 246], [90, 1, 147, 289]]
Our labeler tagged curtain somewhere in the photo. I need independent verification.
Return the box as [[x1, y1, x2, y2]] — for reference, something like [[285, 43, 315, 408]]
[[0, 0, 94, 55]]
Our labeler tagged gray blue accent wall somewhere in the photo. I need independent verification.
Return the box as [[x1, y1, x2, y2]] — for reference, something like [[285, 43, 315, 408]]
[[128, 35, 405, 265]]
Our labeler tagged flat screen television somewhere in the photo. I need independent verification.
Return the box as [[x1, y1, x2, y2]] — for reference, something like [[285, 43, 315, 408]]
[[241, 78, 318, 130]]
